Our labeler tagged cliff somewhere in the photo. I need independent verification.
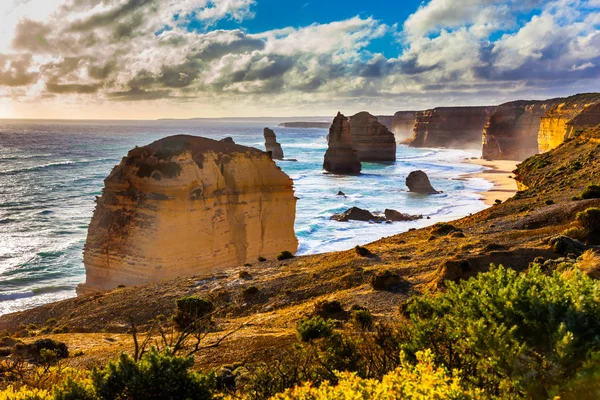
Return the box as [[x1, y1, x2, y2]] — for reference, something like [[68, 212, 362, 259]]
[[375, 115, 393, 131], [392, 111, 417, 141], [264, 128, 284, 160], [323, 113, 361, 174], [481, 100, 560, 160], [410, 107, 495, 148], [79, 135, 298, 293], [349, 112, 396, 162], [538, 93, 600, 153]]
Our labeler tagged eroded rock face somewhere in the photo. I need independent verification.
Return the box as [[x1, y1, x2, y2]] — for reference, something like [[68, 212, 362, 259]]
[[406, 171, 440, 194], [392, 111, 417, 141], [410, 107, 495, 148], [482, 100, 560, 160], [323, 112, 361, 174], [79, 135, 298, 293], [264, 128, 284, 160], [538, 94, 600, 153], [349, 112, 396, 162]]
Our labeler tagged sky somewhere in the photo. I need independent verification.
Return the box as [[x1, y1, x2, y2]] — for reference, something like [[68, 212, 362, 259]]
[[0, 0, 599, 119]]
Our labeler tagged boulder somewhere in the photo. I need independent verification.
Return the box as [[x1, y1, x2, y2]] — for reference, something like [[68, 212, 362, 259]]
[[264, 128, 284, 160], [331, 207, 385, 222], [323, 113, 361, 174], [406, 170, 440, 194], [384, 209, 423, 222], [79, 135, 298, 293], [220, 137, 235, 144]]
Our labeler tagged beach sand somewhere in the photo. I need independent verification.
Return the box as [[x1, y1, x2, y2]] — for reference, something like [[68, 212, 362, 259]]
[[463, 158, 521, 206]]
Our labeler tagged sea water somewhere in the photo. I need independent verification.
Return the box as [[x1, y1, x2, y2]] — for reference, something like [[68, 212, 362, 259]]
[[0, 119, 491, 315]]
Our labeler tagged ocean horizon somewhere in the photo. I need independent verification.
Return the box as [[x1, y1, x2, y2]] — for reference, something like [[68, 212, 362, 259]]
[[0, 119, 491, 315]]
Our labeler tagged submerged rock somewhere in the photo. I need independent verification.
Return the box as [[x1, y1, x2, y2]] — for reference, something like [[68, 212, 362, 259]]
[[349, 112, 396, 161], [384, 209, 423, 222], [79, 135, 298, 293], [406, 171, 440, 194], [264, 128, 284, 160], [323, 113, 361, 174], [331, 207, 385, 222]]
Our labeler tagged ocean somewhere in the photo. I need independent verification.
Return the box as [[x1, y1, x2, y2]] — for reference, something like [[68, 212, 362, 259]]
[[0, 119, 491, 315]]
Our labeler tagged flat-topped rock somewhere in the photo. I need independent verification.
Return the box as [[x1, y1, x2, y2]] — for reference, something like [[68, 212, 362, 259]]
[[79, 135, 298, 293], [323, 112, 361, 174], [349, 112, 396, 162]]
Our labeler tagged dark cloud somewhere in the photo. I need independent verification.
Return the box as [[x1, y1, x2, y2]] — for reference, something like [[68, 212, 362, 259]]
[[89, 61, 117, 80], [159, 61, 201, 88], [107, 87, 171, 101], [191, 33, 265, 62], [68, 0, 156, 32], [46, 82, 101, 94], [0, 54, 39, 87]]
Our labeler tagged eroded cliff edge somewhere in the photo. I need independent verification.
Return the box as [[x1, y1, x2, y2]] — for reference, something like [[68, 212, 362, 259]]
[[79, 135, 298, 293], [410, 106, 495, 148]]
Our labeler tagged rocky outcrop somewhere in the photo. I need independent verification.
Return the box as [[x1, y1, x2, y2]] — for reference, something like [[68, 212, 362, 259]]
[[538, 94, 600, 153], [406, 171, 440, 194], [264, 128, 284, 160], [349, 112, 396, 162], [323, 113, 362, 174], [410, 107, 495, 148], [482, 100, 561, 160], [384, 209, 423, 222], [392, 111, 418, 141], [79, 135, 298, 293], [221, 137, 235, 144], [331, 207, 385, 222]]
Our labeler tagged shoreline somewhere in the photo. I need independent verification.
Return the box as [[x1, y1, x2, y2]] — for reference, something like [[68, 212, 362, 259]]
[[462, 158, 520, 206]]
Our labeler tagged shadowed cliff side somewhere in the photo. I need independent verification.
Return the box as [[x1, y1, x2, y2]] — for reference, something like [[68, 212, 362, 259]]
[[323, 113, 361, 174], [349, 112, 396, 162], [78, 135, 298, 293], [392, 111, 418, 141], [410, 106, 495, 149]]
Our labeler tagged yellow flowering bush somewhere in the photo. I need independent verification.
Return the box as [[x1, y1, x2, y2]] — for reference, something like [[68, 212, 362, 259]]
[[271, 350, 481, 400], [0, 386, 50, 400]]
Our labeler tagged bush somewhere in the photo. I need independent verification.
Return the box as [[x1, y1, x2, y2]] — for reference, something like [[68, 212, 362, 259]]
[[581, 184, 600, 199], [277, 251, 294, 261], [0, 386, 50, 400], [296, 317, 335, 342], [430, 223, 461, 236], [173, 297, 214, 330], [313, 301, 347, 320], [92, 347, 215, 400], [242, 286, 260, 299], [401, 265, 600, 398], [257, 256, 267, 262], [271, 350, 481, 400], [371, 271, 408, 291], [562, 226, 588, 242], [350, 308, 374, 331], [577, 207, 600, 236], [53, 378, 97, 400], [354, 245, 373, 257]]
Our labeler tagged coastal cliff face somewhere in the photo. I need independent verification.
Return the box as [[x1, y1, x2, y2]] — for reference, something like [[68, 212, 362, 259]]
[[349, 112, 396, 161], [410, 107, 495, 148], [538, 94, 600, 153], [482, 100, 560, 160], [323, 113, 361, 174], [79, 135, 298, 293], [392, 111, 417, 141], [264, 128, 284, 160]]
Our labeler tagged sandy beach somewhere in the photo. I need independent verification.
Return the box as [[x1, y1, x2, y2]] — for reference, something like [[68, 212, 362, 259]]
[[463, 158, 521, 206]]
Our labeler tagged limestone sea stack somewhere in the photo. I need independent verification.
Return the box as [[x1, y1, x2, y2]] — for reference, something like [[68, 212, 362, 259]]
[[79, 135, 298, 293], [264, 128, 284, 160], [349, 112, 396, 162], [410, 107, 495, 149], [406, 170, 440, 194], [323, 112, 362, 174]]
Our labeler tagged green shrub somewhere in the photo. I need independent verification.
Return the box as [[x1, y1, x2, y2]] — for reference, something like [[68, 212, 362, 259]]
[[354, 245, 373, 257], [277, 251, 294, 261], [91, 347, 215, 400], [563, 226, 588, 242], [53, 378, 97, 400], [577, 207, 600, 244], [296, 317, 335, 342], [173, 297, 214, 330], [401, 265, 600, 398], [350, 308, 374, 331], [581, 184, 600, 199]]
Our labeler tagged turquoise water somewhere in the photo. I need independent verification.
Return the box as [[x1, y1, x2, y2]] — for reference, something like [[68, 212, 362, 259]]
[[0, 119, 490, 315]]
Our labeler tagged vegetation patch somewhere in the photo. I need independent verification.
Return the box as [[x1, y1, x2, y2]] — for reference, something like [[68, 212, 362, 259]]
[[173, 296, 214, 330], [277, 251, 294, 261]]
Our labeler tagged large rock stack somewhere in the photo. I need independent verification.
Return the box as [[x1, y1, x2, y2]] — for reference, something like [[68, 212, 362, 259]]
[[349, 112, 396, 162], [79, 135, 298, 293], [323, 113, 362, 174], [264, 128, 284, 160]]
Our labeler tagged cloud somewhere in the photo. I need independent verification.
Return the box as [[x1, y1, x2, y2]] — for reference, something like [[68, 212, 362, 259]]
[[0, 54, 38, 86]]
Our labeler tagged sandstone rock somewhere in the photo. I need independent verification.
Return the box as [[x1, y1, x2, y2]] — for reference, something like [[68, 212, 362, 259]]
[[263, 128, 284, 160], [323, 112, 361, 174], [79, 135, 298, 293], [349, 112, 396, 161], [410, 107, 495, 149], [406, 171, 440, 194], [384, 209, 423, 222], [392, 111, 417, 141], [331, 207, 385, 222]]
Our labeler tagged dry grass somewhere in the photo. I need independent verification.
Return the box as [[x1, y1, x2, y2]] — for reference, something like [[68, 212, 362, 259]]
[[578, 250, 600, 279]]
